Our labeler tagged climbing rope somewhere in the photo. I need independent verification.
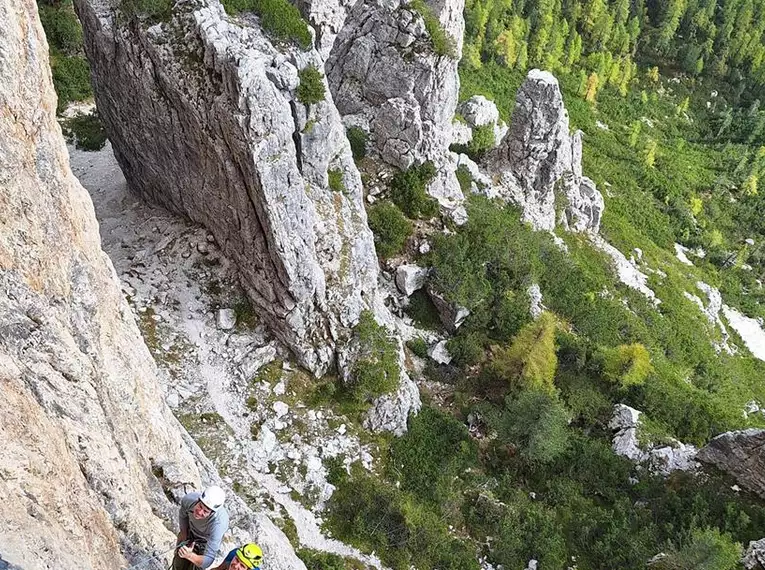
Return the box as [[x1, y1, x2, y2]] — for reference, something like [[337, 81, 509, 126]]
[[123, 541, 187, 570]]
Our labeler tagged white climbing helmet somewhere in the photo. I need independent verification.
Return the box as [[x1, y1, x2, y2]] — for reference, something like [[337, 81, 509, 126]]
[[200, 486, 226, 511]]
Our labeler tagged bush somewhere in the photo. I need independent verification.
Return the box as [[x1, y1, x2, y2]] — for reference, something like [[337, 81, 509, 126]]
[[390, 162, 439, 219], [346, 126, 367, 161], [327, 168, 344, 193], [446, 331, 485, 367], [221, 0, 312, 48], [409, 0, 456, 58], [494, 389, 571, 466], [651, 527, 742, 570], [367, 201, 412, 258], [350, 311, 400, 403], [62, 111, 108, 151], [297, 549, 345, 570], [599, 343, 653, 388], [406, 338, 429, 358], [38, 0, 83, 54], [50, 54, 92, 113], [455, 164, 473, 193], [403, 290, 442, 330], [296, 65, 325, 105]]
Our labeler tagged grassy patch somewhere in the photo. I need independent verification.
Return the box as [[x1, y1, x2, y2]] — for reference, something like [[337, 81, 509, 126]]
[[221, 0, 311, 48]]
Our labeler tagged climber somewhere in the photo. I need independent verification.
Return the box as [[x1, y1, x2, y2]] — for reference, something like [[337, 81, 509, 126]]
[[173, 485, 230, 570], [211, 543, 264, 570]]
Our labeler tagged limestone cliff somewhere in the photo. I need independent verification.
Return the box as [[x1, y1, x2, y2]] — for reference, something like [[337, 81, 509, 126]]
[[326, 0, 466, 219], [74, 0, 419, 429], [0, 0, 201, 565], [486, 69, 604, 233]]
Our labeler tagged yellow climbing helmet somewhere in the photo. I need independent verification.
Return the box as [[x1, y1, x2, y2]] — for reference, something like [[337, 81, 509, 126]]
[[236, 543, 263, 569]]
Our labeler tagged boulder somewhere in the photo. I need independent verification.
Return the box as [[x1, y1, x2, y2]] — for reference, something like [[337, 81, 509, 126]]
[[427, 284, 469, 332], [428, 339, 453, 365], [527, 283, 544, 320], [458, 95, 500, 127], [395, 264, 429, 296], [216, 308, 237, 330], [698, 429, 765, 499]]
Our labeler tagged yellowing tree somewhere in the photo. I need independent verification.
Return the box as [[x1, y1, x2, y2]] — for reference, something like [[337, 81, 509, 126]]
[[601, 343, 653, 388], [584, 72, 600, 103], [643, 139, 657, 168], [491, 312, 558, 395]]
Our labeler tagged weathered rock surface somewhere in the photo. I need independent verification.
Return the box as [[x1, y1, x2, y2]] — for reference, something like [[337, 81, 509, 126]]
[[74, 0, 380, 377], [427, 284, 469, 332], [743, 538, 765, 570], [0, 2, 202, 565], [457, 95, 507, 146], [608, 405, 698, 475], [395, 263, 429, 296], [698, 429, 765, 499], [486, 69, 604, 233], [326, 0, 467, 219]]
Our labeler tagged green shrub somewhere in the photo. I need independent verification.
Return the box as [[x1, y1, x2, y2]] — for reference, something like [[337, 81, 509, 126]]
[[38, 0, 83, 54], [409, 0, 456, 58], [62, 112, 107, 151], [296, 65, 325, 105], [455, 164, 473, 193], [494, 389, 571, 466], [49, 54, 92, 113], [390, 162, 439, 219], [350, 311, 400, 403], [346, 126, 367, 161], [221, 0, 312, 48], [403, 290, 442, 330], [297, 549, 345, 570], [466, 124, 495, 159], [367, 201, 412, 258], [121, 0, 173, 22], [651, 527, 742, 570], [446, 331, 485, 367], [327, 168, 345, 193], [406, 338, 429, 358]]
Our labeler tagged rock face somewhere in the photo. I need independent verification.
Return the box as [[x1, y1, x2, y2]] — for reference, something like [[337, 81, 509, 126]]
[[74, 0, 380, 377], [487, 70, 604, 233], [743, 538, 765, 570], [608, 405, 698, 475], [326, 0, 466, 218], [456, 95, 507, 147], [698, 429, 765, 499], [0, 1, 203, 565]]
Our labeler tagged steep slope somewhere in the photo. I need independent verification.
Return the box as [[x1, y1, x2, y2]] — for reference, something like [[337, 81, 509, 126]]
[[0, 0, 201, 565], [74, 0, 381, 378]]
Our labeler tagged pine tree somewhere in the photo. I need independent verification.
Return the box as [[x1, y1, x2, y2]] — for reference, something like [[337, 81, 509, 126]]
[[577, 68, 588, 97], [656, 0, 688, 54], [565, 28, 583, 69]]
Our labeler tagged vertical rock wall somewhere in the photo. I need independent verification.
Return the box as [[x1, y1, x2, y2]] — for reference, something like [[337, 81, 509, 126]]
[[74, 0, 381, 376], [0, 0, 202, 566]]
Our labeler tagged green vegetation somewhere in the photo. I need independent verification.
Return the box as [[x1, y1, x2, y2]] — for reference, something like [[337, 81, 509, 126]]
[[296, 65, 325, 105], [403, 290, 442, 330], [367, 201, 412, 258], [121, 0, 172, 22], [409, 0, 457, 58], [297, 549, 346, 570], [37, 0, 92, 113], [406, 337, 429, 358], [349, 311, 400, 404], [346, 127, 368, 161], [328, 168, 345, 193], [389, 162, 439, 219], [221, 0, 312, 48], [62, 111, 108, 151]]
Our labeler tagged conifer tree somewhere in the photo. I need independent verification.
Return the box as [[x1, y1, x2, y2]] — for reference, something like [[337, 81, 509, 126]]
[[584, 71, 599, 103]]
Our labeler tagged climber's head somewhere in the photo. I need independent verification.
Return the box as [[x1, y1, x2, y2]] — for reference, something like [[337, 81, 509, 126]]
[[232, 543, 263, 570], [193, 485, 225, 519]]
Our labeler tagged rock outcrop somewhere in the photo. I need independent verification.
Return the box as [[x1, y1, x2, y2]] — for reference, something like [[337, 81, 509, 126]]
[[74, 0, 380, 377], [0, 1, 203, 565], [326, 0, 466, 220], [486, 69, 604, 233], [743, 538, 765, 570], [456, 95, 507, 147], [698, 429, 765, 499], [608, 405, 698, 475]]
